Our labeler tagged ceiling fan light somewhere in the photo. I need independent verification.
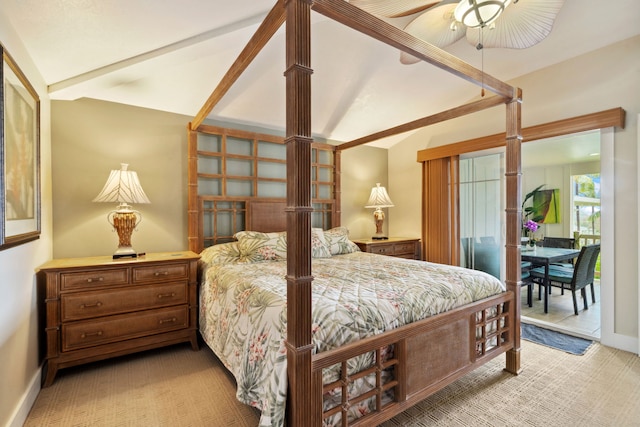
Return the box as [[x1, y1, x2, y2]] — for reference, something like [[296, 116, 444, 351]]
[[454, 0, 512, 28]]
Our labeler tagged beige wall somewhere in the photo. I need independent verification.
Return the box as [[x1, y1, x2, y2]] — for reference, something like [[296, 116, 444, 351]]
[[388, 35, 640, 344], [51, 99, 192, 258], [0, 12, 53, 427], [340, 145, 390, 239], [51, 99, 388, 258]]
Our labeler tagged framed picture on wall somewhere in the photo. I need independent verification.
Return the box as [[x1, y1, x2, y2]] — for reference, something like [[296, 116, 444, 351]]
[[532, 188, 561, 224], [1, 44, 41, 250]]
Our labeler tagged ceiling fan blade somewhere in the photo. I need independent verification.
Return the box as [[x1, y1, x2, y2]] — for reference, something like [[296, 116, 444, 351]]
[[349, 0, 444, 18], [465, 0, 566, 49], [400, 3, 466, 64]]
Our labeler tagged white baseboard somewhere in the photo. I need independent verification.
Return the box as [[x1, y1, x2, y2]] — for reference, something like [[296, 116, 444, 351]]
[[601, 332, 639, 355], [7, 368, 41, 427]]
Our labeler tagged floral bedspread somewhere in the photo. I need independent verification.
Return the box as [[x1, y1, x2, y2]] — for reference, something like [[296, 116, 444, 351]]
[[199, 251, 505, 427]]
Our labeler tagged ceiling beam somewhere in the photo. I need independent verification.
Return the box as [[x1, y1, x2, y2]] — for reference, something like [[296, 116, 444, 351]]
[[191, 0, 286, 130], [48, 11, 268, 95], [337, 95, 508, 150]]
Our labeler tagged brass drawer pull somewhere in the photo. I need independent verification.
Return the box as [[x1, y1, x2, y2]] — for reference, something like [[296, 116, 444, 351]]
[[159, 317, 177, 324], [80, 331, 103, 338], [86, 277, 104, 283], [80, 301, 103, 309], [157, 292, 176, 299], [154, 271, 170, 277]]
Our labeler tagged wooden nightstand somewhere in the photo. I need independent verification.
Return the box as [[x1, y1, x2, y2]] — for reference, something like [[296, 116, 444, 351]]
[[37, 251, 200, 387], [352, 237, 421, 260]]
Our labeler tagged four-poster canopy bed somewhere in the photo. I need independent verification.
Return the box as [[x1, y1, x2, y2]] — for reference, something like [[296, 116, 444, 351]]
[[187, 0, 523, 426]]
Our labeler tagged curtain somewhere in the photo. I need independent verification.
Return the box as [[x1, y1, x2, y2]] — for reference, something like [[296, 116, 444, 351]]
[[422, 156, 459, 265]]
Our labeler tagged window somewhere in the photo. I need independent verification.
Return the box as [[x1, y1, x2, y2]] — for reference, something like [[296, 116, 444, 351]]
[[572, 173, 601, 277], [572, 173, 600, 238]]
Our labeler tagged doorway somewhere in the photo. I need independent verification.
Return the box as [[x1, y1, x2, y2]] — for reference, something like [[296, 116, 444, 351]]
[[520, 130, 602, 340], [418, 110, 622, 347], [458, 131, 604, 340]]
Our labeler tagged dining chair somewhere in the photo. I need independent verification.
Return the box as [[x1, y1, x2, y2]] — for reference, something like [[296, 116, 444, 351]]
[[542, 237, 576, 249], [542, 237, 578, 292], [543, 237, 577, 270], [530, 244, 600, 315], [521, 261, 534, 307]]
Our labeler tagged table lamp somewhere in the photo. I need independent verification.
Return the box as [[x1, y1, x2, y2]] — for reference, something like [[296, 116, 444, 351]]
[[365, 183, 394, 240], [93, 163, 150, 259]]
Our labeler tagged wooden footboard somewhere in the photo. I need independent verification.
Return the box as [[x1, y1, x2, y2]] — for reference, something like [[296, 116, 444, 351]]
[[311, 291, 515, 426]]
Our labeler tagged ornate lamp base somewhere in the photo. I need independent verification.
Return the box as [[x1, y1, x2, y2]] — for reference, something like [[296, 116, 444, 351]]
[[109, 207, 141, 259], [371, 207, 388, 240]]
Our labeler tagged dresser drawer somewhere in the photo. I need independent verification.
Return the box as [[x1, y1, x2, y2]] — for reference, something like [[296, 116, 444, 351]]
[[133, 262, 189, 283], [61, 268, 129, 291], [61, 282, 188, 321], [394, 242, 417, 255], [369, 244, 395, 255], [62, 306, 189, 351], [353, 238, 420, 260]]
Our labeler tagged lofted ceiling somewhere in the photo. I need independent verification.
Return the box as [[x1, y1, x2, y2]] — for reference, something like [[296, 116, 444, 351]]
[[3, 0, 639, 148]]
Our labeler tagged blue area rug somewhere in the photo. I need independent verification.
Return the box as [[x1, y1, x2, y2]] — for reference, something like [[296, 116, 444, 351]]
[[521, 323, 593, 355]]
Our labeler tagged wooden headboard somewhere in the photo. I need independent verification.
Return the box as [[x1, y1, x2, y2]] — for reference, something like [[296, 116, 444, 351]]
[[247, 200, 287, 232], [187, 125, 340, 253]]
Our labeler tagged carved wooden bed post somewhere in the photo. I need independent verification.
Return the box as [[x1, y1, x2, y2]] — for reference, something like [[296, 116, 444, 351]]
[[284, 0, 317, 425], [505, 88, 523, 374]]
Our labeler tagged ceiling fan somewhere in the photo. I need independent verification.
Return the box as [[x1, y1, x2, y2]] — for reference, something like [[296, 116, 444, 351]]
[[349, 0, 566, 64]]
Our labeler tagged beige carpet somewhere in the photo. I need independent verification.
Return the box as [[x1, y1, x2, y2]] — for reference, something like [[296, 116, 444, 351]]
[[25, 339, 640, 426]]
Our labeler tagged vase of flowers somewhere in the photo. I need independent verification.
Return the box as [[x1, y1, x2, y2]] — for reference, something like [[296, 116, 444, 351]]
[[523, 219, 539, 247]]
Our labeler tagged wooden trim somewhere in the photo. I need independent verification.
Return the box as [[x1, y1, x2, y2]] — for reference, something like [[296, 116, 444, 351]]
[[187, 126, 199, 252], [337, 96, 508, 150], [504, 89, 523, 374], [423, 157, 453, 264], [195, 123, 285, 144], [417, 107, 626, 162], [285, 0, 316, 425], [449, 156, 460, 265], [333, 149, 341, 227], [191, 0, 286, 129]]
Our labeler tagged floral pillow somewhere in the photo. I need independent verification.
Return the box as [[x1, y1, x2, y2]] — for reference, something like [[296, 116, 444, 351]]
[[199, 241, 246, 269], [234, 231, 288, 262], [233, 229, 332, 261], [324, 227, 361, 255], [311, 228, 332, 259]]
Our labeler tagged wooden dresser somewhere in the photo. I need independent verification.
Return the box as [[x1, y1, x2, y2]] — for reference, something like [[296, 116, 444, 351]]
[[37, 251, 200, 387], [352, 237, 421, 260]]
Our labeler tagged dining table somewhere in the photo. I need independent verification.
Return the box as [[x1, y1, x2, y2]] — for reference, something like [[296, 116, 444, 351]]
[[521, 246, 581, 313]]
